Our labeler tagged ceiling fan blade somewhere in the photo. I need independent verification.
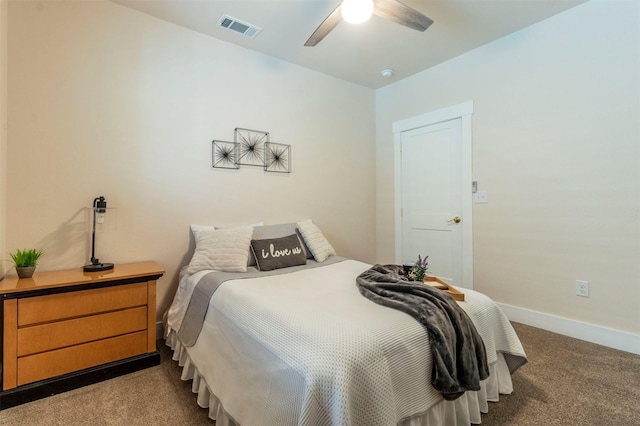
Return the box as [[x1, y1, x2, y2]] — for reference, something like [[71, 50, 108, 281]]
[[373, 0, 433, 32], [304, 4, 343, 46]]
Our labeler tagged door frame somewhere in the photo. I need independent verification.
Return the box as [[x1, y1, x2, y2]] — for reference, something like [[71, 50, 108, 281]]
[[393, 101, 474, 289]]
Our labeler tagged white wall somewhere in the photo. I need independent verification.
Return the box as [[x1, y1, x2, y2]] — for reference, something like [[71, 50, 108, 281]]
[[376, 0, 640, 344], [5, 0, 376, 319], [6, 0, 639, 353]]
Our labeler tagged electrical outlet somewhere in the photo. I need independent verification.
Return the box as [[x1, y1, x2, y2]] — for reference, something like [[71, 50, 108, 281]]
[[576, 280, 589, 297], [473, 190, 488, 204]]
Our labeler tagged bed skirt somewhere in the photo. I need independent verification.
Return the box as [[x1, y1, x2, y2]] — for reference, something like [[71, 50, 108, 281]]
[[165, 330, 515, 426]]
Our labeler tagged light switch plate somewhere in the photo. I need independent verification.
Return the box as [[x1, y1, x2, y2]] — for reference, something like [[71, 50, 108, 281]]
[[473, 190, 488, 204]]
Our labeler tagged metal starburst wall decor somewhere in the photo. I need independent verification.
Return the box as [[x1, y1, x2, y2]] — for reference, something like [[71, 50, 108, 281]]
[[264, 142, 291, 173], [212, 128, 291, 173], [235, 128, 268, 167], [212, 140, 240, 169]]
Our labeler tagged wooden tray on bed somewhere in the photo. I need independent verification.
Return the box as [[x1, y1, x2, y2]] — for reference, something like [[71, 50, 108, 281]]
[[422, 276, 465, 301]]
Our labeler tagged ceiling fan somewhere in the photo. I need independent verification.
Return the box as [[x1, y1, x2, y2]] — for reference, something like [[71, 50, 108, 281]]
[[305, 0, 433, 47]]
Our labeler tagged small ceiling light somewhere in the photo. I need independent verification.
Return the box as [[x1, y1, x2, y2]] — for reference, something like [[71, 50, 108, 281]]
[[341, 0, 374, 24], [381, 68, 394, 78]]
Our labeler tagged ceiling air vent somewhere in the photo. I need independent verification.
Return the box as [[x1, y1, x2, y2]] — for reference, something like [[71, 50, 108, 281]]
[[217, 14, 262, 39]]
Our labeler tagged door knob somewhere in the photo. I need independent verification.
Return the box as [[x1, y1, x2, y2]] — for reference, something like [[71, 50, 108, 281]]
[[447, 216, 461, 224]]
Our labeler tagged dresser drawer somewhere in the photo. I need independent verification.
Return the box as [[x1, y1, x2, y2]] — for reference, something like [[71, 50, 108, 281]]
[[18, 282, 148, 326], [17, 331, 148, 386], [17, 306, 147, 356]]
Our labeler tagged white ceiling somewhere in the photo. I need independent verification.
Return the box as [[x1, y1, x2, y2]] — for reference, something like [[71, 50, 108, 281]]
[[109, 0, 586, 89]]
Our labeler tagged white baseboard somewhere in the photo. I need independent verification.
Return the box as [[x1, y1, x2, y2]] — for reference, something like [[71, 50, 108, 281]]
[[498, 303, 640, 356]]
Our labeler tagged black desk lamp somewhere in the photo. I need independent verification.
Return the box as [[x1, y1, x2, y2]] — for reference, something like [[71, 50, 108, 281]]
[[83, 196, 114, 272]]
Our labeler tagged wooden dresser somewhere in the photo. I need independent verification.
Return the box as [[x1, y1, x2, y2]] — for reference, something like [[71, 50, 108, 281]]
[[0, 261, 164, 409]]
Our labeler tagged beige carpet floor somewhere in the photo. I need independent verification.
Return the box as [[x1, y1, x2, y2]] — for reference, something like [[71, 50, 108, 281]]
[[2, 322, 639, 425]]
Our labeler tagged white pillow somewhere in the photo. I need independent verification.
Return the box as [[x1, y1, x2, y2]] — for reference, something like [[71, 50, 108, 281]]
[[190, 224, 215, 242], [296, 220, 336, 263], [187, 226, 254, 274], [190, 222, 263, 245]]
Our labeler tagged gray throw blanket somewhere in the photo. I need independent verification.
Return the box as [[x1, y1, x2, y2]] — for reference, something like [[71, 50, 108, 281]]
[[356, 264, 490, 400]]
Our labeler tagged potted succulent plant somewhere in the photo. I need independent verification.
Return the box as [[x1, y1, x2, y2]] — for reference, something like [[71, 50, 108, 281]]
[[10, 248, 44, 278]]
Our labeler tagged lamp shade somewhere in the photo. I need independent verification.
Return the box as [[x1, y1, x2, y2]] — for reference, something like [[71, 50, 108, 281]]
[[341, 0, 374, 24], [83, 196, 114, 272]]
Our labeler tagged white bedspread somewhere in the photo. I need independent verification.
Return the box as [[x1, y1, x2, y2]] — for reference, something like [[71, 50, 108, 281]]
[[165, 259, 526, 426]]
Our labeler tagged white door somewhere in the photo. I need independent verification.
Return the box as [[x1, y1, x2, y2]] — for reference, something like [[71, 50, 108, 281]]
[[400, 118, 463, 285]]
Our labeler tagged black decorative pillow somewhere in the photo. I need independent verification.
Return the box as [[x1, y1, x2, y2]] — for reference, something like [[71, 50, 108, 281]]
[[250, 234, 307, 271], [250, 222, 313, 263]]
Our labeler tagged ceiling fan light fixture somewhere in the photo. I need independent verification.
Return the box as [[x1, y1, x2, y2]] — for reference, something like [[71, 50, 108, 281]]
[[341, 0, 374, 24]]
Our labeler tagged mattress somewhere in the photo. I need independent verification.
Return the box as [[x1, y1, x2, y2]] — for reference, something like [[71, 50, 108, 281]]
[[165, 258, 526, 425]]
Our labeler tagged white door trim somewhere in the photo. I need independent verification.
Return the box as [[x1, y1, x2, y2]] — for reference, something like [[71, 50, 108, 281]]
[[393, 101, 474, 289]]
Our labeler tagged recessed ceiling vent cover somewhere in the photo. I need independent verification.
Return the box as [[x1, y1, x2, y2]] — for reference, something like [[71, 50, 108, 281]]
[[217, 14, 262, 39]]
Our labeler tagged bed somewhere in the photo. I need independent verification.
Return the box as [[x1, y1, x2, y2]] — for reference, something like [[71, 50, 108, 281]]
[[164, 221, 527, 426]]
